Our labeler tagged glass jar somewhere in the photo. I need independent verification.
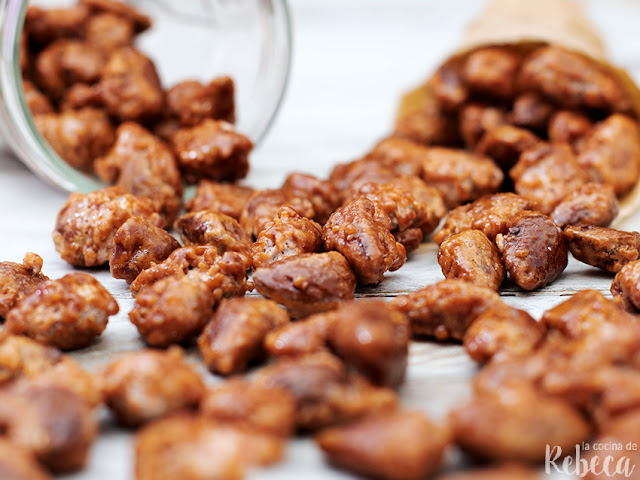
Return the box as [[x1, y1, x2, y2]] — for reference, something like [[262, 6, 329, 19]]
[[0, 0, 292, 192]]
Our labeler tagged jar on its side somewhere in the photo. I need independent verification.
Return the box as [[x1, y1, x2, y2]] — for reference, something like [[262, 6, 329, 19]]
[[0, 0, 292, 192]]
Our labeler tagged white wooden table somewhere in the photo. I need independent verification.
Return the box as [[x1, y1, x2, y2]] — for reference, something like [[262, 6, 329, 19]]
[[1, 1, 640, 478]]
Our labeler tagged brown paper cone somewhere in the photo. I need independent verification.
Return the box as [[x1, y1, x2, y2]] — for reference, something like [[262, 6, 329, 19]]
[[397, 0, 640, 225], [460, 0, 606, 61]]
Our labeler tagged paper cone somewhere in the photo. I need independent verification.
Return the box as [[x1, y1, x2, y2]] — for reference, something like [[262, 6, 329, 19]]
[[397, 0, 640, 224], [460, 0, 606, 61]]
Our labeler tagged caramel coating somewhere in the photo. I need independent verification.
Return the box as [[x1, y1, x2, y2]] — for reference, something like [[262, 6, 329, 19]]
[[34, 107, 115, 172], [253, 252, 356, 319], [475, 125, 539, 171], [564, 225, 640, 273], [330, 137, 424, 193], [201, 379, 296, 437], [84, 12, 135, 52], [95, 122, 183, 224], [518, 45, 632, 113], [459, 103, 507, 149], [101, 347, 205, 427], [130, 275, 214, 348], [253, 352, 398, 431], [127, 245, 203, 291], [462, 46, 521, 100], [25, 5, 89, 45], [98, 46, 163, 122], [577, 114, 640, 196], [510, 143, 589, 214], [394, 228, 423, 254], [0, 335, 101, 407], [166, 76, 235, 127], [327, 300, 410, 388], [0, 383, 97, 473], [585, 367, 640, 427], [251, 206, 323, 269], [153, 119, 183, 142], [450, 385, 590, 463], [109, 216, 180, 283], [22, 80, 54, 115], [0, 335, 61, 384], [135, 414, 284, 480], [129, 246, 247, 297], [53, 187, 163, 267], [483, 295, 640, 419], [127, 244, 189, 292], [266, 300, 409, 388], [59, 82, 103, 111], [0, 439, 52, 480], [130, 249, 248, 347], [264, 312, 335, 358], [5, 273, 118, 350], [330, 157, 400, 200], [323, 197, 406, 285], [282, 172, 341, 224], [463, 307, 546, 364], [601, 408, 640, 442], [151, 115, 184, 141], [438, 229, 505, 291], [511, 92, 555, 131], [367, 138, 501, 209], [356, 177, 445, 236], [496, 211, 567, 291], [551, 182, 618, 228], [198, 297, 289, 375], [433, 192, 533, 245], [0, 252, 48, 318], [427, 57, 468, 111], [419, 147, 503, 209], [548, 110, 593, 147], [394, 84, 460, 146], [389, 279, 507, 341], [542, 290, 640, 366], [35, 39, 105, 99], [240, 188, 315, 239], [23, 355, 102, 408], [79, 0, 151, 33], [612, 260, 640, 312], [186, 181, 254, 220], [171, 119, 253, 184], [474, 291, 640, 416], [175, 211, 251, 268], [316, 410, 450, 480], [395, 176, 447, 233]]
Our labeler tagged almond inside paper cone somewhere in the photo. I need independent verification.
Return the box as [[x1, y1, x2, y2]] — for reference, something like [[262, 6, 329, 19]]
[[397, 0, 640, 226], [460, 0, 606, 61], [457, 0, 640, 122], [463, 0, 640, 224]]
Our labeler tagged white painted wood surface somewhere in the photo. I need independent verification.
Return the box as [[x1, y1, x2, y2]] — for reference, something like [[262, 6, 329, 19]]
[[1, 1, 640, 478]]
